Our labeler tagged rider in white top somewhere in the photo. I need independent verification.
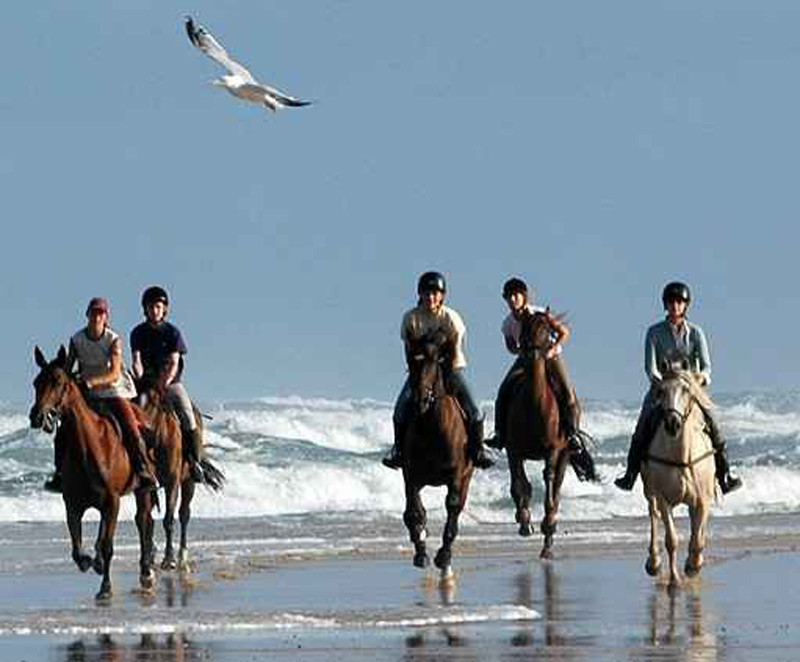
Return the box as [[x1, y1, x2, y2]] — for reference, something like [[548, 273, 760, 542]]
[[382, 271, 494, 470], [487, 277, 583, 451]]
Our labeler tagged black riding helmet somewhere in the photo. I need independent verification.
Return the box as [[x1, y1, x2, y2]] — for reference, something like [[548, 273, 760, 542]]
[[417, 271, 447, 295], [502, 277, 528, 299], [662, 281, 691, 308], [141, 285, 169, 310]]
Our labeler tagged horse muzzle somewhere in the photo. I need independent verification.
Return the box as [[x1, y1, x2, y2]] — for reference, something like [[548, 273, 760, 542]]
[[417, 389, 435, 415], [663, 410, 682, 437], [29, 406, 57, 433]]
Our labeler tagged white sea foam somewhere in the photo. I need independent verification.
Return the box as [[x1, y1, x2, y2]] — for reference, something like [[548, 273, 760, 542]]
[[1, 393, 800, 523]]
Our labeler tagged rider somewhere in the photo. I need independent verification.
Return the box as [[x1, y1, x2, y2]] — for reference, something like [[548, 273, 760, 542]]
[[382, 271, 494, 470], [486, 277, 582, 451], [44, 297, 157, 492], [130, 286, 206, 483], [614, 281, 743, 494]]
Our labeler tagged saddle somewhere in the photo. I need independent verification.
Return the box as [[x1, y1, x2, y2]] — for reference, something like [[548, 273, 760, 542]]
[[84, 397, 156, 450]]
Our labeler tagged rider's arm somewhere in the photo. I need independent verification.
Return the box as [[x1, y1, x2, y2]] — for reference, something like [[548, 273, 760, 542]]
[[85, 339, 122, 390], [131, 350, 143, 379], [66, 340, 78, 376], [693, 326, 712, 387], [158, 352, 181, 390], [545, 311, 570, 359], [504, 335, 520, 355], [644, 325, 660, 384]]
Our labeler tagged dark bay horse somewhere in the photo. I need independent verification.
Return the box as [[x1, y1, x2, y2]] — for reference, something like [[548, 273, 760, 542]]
[[400, 332, 475, 582], [504, 310, 599, 559], [141, 391, 224, 573], [29, 346, 156, 600]]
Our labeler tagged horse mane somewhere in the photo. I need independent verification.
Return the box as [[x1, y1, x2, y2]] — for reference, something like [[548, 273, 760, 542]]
[[665, 369, 714, 410]]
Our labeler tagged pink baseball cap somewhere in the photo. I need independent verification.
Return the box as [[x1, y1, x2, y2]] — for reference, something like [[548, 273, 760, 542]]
[[86, 297, 110, 315]]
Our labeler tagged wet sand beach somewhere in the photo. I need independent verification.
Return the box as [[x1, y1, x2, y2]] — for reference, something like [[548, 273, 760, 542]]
[[1, 514, 799, 661]]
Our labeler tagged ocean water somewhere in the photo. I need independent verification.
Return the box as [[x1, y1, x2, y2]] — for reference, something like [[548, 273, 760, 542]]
[[2, 390, 799, 526]]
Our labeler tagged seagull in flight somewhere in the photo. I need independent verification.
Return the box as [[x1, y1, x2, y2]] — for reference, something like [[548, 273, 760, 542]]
[[185, 17, 312, 113]]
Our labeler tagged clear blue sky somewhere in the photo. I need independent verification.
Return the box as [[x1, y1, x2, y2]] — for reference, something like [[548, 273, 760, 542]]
[[2, 2, 798, 406]]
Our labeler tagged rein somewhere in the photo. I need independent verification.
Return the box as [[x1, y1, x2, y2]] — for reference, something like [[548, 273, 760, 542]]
[[647, 395, 714, 468]]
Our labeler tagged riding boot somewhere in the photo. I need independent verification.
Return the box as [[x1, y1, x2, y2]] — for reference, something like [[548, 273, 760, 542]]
[[563, 400, 582, 453], [44, 428, 65, 493], [485, 397, 506, 450], [131, 433, 157, 490], [468, 418, 495, 470], [185, 427, 206, 483], [704, 413, 743, 494], [382, 420, 406, 470], [614, 407, 659, 491]]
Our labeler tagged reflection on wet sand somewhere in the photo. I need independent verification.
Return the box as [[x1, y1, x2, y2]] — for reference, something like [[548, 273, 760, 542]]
[[509, 563, 584, 659], [61, 633, 208, 662], [644, 587, 720, 662], [404, 576, 474, 658]]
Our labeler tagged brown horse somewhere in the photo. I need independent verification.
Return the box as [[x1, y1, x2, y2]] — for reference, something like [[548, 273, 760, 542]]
[[29, 346, 156, 600], [140, 391, 224, 573], [400, 332, 475, 582], [504, 310, 599, 559]]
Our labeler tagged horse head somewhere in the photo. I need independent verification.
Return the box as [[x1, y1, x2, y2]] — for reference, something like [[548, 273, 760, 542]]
[[30, 345, 74, 433], [519, 309, 554, 359], [654, 356, 702, 438], [406, 331, 451, 416]]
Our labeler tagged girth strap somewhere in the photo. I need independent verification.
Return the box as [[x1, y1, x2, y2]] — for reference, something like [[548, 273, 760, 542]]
[[646, 448, 715, 469]]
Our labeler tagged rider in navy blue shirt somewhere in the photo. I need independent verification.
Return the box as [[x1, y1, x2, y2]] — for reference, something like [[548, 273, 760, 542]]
[[131, 286, 206, 483]]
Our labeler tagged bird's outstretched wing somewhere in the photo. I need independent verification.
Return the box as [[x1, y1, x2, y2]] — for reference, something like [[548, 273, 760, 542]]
[[259, 84, 313, 108], [185, 17, 254, 81]]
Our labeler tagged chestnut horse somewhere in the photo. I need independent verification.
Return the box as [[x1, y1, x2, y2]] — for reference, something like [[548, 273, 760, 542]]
[[29, 346, 156, 600], [141, 391, 224, 573], [504, 310, 599, 559], [400, 332, 475, 582], [641, 361, 716, 588]]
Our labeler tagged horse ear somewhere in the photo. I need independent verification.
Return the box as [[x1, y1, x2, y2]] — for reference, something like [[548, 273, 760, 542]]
[[681, 358, 689, 371], [56, 345, 68, 367], [34, 346, 47, 368]]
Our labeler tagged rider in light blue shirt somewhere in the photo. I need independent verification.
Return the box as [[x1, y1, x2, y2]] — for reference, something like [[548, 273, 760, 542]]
[[614, 281, 742, 495]]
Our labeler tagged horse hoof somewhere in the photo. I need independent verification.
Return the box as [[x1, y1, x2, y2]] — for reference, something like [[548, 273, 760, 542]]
[[92, 557, 105, 576], [75, 556, 92, 573], [645, 558, 661, 577], [161, 558, 177, 571], [95, 587, 112, 602], [518, 523, 534, 537], [413, 553, 430, 569], [434, 550, 451, 570], [684, 561, 702, 577], [539, 547, 553, 560], [140, 571, 156, 592]]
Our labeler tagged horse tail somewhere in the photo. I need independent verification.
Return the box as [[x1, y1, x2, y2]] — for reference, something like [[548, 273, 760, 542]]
[[568, 431, 601, 483], [199, 458, 225, 492]]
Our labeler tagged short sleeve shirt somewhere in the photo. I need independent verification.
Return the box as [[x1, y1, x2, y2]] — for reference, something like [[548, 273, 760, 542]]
[[401, 304, 467, 369], [130, 321, 187, 382], [501, 304, 562, 356]]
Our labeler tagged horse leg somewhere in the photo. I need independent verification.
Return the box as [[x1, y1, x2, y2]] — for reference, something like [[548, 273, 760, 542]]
[[685, 501, 708, 577], [135, 490, 156, 592], [95, 496, 120, 601], [645, 496, 662, 576], [177, 477, 196, 573], [658, 500, 680, 589], [403, 483, 429, 568], [434, 481, 467, 582], [540, 455, 558, 559], [161, 478, 180, 571], [66, 506, 92, 572], [540, 451, 568, 559], [508, 453, 533, 537]]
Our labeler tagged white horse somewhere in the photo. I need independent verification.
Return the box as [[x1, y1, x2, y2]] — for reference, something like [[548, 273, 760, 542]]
[[641, 362, 716, 588]]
